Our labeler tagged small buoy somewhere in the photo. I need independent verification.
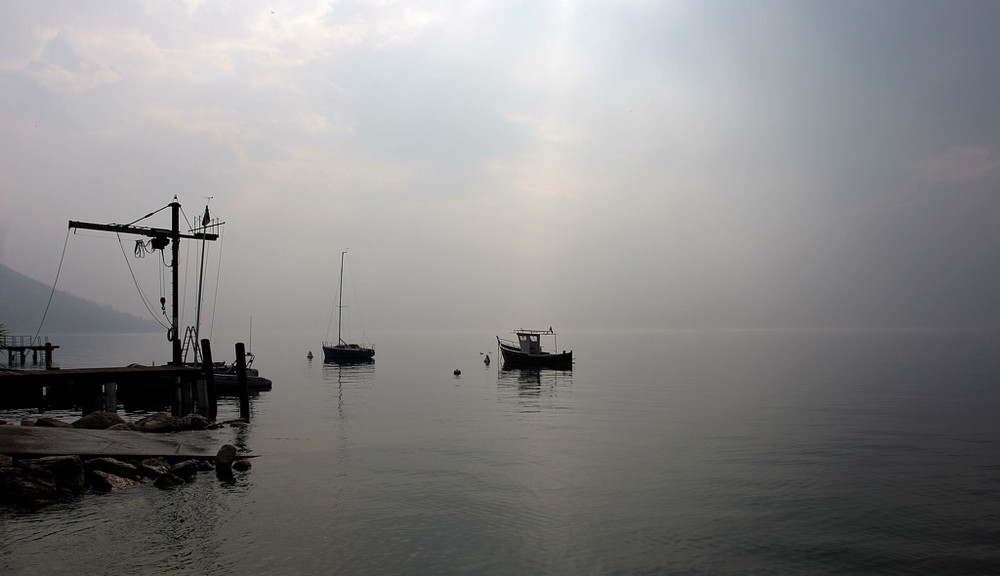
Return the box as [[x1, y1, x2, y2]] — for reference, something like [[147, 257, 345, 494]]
[[453, 369, 461, 376], [307, 351, 314, 360]]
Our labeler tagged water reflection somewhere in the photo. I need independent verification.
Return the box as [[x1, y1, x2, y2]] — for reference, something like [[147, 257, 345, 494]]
[[496, 366, 572, 412], [321, 361, 375, 420]]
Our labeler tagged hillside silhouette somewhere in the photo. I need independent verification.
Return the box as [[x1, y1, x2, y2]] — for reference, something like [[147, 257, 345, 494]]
[[0, 263, 158, 334]]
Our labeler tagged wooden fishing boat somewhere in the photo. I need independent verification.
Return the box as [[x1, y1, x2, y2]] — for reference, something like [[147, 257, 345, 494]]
[[497, 328, 572, 370], [211, 353, 273, 391]]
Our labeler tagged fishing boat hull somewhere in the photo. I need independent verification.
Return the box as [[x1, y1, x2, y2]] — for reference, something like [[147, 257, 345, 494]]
[[213, 368, 273, 392], [497, 341, 573, 370], [322, 344, 375, 364]]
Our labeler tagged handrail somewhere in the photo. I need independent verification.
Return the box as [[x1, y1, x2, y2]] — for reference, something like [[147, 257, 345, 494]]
[[0, 335, 52, 348]]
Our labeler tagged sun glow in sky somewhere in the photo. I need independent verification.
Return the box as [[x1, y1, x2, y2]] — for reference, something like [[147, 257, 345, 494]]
[[2, 0, 1000, 335]]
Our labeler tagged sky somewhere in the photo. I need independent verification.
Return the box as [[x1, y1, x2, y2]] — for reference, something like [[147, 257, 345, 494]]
[[2, 0, 1000, 337]]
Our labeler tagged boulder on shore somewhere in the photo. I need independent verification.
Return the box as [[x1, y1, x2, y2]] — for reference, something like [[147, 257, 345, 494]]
[[1, 455, 88, 506], [36, 418, 72, 428], [86, 457, 142, 482], [138, 457, 171, 478], [181, 414, 211, 430], [89, 469, 139, 492], [1, 472, 60, 506], [215, 444, 238, 470], [169, 460, 200, 482], [154, 472, 185, 488], [21, 455, 86, 494], [72, 411, 126, 430], [135, 412, 184, 433]]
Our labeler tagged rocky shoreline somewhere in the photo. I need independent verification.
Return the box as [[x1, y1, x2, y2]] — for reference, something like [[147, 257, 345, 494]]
[[0, 411, 252, 509]]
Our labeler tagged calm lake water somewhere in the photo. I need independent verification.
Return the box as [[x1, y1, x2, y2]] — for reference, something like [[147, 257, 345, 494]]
[[2, 328, 1000, 575]]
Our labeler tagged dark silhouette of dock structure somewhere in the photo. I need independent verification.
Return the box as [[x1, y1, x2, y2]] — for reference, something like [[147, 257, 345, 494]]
[[1, 340, 251, 420], [1, 335, 58, 369], [1, 364, 203, 414], [0, 341, 256, 460]]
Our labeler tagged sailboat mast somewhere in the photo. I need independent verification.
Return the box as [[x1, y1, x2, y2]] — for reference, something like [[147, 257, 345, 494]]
[[193, 203, 214, 365], [337, 250, 346, 345], [194, 220, 207, 364]]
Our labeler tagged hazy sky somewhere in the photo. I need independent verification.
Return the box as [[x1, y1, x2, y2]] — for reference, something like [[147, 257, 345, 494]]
[[2, 0, 999, 336]]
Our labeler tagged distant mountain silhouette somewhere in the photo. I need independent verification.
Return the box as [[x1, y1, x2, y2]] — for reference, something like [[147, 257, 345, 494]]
[[0, 263, 159, 334]]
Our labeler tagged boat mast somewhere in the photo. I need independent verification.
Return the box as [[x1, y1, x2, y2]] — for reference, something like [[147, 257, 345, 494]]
[[337, 250, 346, 346], [193, 204, 209, 364]]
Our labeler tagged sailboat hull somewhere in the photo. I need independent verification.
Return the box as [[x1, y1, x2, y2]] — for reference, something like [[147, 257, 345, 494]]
[[322, 344, 375, 364], [323, 251, 375, 365]]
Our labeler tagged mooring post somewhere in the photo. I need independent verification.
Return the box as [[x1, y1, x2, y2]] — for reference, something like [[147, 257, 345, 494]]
[[235, 342, 250, 420], [172, 377, 183, 417], [200, 339, 218, 421], [81, 379, 103, 416], [182, 378, 194, 416], [104, 381, 118, 413]]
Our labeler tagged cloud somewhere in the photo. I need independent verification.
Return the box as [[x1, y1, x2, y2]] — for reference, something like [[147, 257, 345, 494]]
[[915, 147, 1000, 187]]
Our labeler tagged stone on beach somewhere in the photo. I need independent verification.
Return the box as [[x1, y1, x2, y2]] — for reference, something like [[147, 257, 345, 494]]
[[89, 469, 139, 492], [35, 418, 72, 428], [154, 473, 185, 488], [138, 457, 171, 478], [1, 455, 87, 506], [135, 412, 185, 433], [215, 444, 237, 470], [72, 411, 126, 430], [181, 414, 211, 430], [21, 455, 86, 493], [86, 457, 142, 481], [169, 459, 201, 482]]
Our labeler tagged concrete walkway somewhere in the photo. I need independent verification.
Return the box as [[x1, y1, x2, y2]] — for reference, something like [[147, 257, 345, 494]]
[[0, 426, 226, 458]]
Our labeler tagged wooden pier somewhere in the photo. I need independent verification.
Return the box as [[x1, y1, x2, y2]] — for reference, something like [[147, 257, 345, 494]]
[[0, 364, 206, 415], [1, 340, 252, 422], [1, 335, 58, 369]]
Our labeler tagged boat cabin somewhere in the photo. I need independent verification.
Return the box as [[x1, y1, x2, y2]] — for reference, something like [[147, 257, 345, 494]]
[[517, 331, 543, 355]]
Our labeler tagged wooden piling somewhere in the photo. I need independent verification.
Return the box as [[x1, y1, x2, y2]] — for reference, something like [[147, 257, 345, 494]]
[[181, 377, 194, 415], [172, 377, 182, 417], [235, 342, 250, 420], [200, 339, 218, 421]]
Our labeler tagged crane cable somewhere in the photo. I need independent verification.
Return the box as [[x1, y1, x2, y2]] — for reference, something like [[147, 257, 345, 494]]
[[117, 233, 170, 329], [33, 229, 71, 342]]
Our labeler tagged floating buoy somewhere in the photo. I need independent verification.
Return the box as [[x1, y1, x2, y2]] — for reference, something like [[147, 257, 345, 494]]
[[307, 351, 314, 360], [454, 369, 461, 376]]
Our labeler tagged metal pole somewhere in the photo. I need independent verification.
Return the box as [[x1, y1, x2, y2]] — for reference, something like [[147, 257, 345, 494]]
[[171, 201, 181, 366]]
